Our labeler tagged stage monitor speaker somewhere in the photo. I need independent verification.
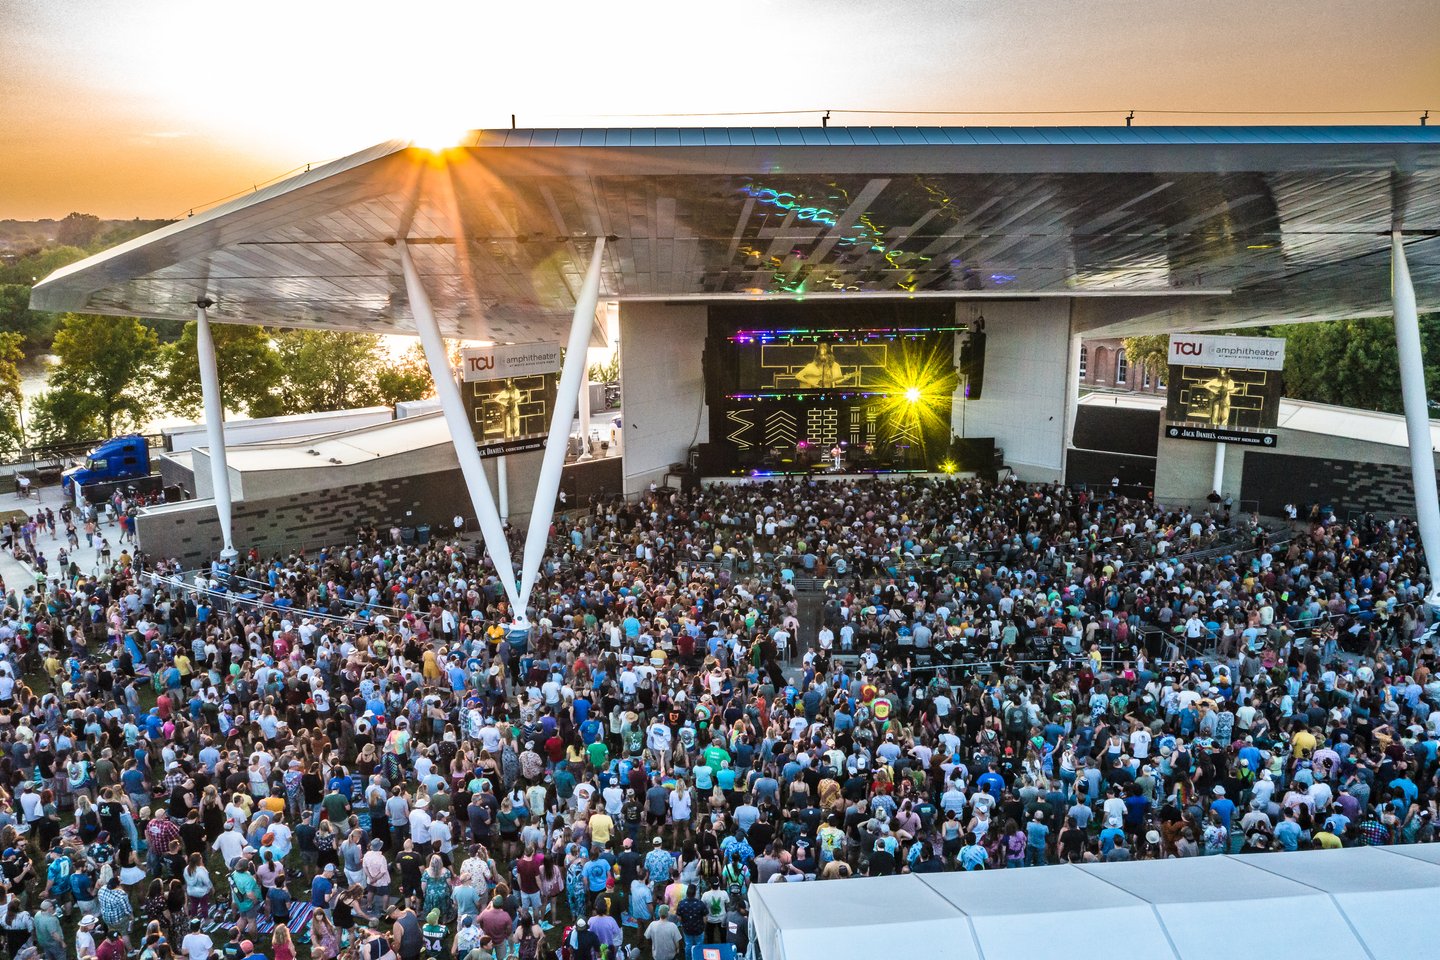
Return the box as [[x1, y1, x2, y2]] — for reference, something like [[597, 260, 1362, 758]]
[[959, 329, 987, 400], [951, 436, 996, 472], [694, 443, 729, 475]]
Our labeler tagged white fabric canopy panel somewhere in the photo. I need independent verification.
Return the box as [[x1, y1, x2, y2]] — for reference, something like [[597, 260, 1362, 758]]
[[747, 847, 1440, 960], [920, 866, 1174, 960], [748, 874, 980, 960], [1077, 855, 1370, 960], [1243, 847, 1440, 960]]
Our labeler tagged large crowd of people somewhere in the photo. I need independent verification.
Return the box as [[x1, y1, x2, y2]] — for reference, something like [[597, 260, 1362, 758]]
[[0, 475, 1437, 960]]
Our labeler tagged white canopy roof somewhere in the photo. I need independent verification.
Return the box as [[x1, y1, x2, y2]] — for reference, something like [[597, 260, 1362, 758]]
[[747, 847, 1439, 960]]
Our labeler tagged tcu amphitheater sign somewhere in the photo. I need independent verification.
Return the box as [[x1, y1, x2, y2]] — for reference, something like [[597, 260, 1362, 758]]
[[1167, 334, 1286, 371]]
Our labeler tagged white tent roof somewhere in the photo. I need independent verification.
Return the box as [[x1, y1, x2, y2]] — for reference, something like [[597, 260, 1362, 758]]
[[747, 847, 1440, 960], [748, 874, 978, 960]]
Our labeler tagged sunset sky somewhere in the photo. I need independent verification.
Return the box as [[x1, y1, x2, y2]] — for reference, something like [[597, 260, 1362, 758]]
[[2, 0, 1438, 220]]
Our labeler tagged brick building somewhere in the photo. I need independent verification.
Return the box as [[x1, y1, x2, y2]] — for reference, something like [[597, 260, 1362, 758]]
[[1079, 337, 1166, 394]]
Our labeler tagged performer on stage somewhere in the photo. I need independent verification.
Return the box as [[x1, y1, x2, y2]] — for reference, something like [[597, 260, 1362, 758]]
[[490, 378, 524, 438], [794, 343, 852, 388]]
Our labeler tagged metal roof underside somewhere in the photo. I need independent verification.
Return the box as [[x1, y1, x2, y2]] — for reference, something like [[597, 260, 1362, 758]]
[[29, 127, 1440, 341]]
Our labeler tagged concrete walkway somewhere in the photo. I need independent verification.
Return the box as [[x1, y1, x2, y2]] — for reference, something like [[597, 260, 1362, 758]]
[[0, 481, 111, 595]]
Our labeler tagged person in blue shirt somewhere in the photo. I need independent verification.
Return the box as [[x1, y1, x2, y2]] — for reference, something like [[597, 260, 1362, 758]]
[[1274, 808, 1302, 850], [1209, 786, 1237, 832], [579, 716, 602, 745], [1025, 813, 1050, 866], [310, 863, 337, 907], [977, 764, 1005, 800], [582, 847, 612, 904]]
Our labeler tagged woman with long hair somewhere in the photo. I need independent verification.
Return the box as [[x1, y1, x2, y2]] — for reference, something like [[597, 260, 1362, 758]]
[[271, 922, 296, 960], [143, 877, 168, 926], [0, 898, 33, 958], [198, 784, 226, 842], [183, 852, 213, 917], [310, 908, 341, 960], [421, 854, 455, 923]]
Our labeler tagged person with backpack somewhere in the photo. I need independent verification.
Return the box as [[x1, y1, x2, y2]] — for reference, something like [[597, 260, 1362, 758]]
[[565, 917, 601, 960], [512, 910, 545, 960]]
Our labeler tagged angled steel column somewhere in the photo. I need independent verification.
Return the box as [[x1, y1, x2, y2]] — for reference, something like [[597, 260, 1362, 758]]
[[518, 238, 606, 614], [194, 301, 236, 560], [496, 455, 509, 524], [576, 350, 593, 459], [1391, 231, 1440, 604], [397, 239, 523, 616]]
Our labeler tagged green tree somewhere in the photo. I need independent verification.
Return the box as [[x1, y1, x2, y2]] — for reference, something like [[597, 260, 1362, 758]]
[[89, 218, 172, 252], [46, 313, 160, 436], [156, 322, 284, 419], [0, 284, 59, 355], [1120, 334, 1170, 379], [588, 353, 620, 383], [272, 329, 385, 413], [1275, 316, 1440, 413], [0, 244, 87, 285], [373, 341, 434, 407], [28, 388, 103, 448], [55, 212, 102, 249], [0, 332, 24, 456]]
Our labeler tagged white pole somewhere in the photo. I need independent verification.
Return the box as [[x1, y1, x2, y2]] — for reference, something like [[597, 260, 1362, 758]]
[[517, 238, 606, 614], [1211, 442, 1226, 498], [1391, 231, 1440, 605], [194, 302, 236, 559], [497, 455, 509, 524], [577, 350, 593, 460], [397, 239, 523, 617]]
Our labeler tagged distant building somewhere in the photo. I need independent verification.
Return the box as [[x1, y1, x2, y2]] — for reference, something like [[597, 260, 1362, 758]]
[[1079, 337, 1165, 394]]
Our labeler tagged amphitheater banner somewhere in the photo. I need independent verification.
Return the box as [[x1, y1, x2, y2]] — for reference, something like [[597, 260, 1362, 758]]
[[460, 342, 561, 457], [1164, 335, 1285, 446]]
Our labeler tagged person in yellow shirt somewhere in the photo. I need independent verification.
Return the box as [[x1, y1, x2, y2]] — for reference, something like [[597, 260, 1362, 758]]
[[588, 809, 614, 848], [1291, 725, 1317, 759]]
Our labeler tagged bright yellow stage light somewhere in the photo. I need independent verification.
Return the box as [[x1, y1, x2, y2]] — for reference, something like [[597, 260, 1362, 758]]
[[905, 386, 922, 403]]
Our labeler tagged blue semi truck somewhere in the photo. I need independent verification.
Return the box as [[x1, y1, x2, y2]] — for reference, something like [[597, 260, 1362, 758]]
[[61, 434, 151, 495]]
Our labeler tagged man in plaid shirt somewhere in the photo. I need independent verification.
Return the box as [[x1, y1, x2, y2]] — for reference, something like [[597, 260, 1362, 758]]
[[145, 807, 181, 874], [98, 875, 133, 931], [1356, 814, 1393, 846]]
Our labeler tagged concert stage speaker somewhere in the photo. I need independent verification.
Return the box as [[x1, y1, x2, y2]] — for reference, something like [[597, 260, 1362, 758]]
[[693, 443, 726, 475], [950, 437, 996, 472], [959, 329, 987, 400]]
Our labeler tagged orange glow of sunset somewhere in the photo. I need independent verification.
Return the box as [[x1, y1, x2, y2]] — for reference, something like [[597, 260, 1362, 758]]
[[2, 0, 1438, 220]]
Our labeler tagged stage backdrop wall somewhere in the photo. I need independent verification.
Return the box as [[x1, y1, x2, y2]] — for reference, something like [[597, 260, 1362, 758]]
[[618, 302, 709, 493], [953, 300, 1072, 481]]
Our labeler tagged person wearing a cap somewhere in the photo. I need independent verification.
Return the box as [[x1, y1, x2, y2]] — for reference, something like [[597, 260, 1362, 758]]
[[180, 916, 213, 960], [32, 900, 62, 960]]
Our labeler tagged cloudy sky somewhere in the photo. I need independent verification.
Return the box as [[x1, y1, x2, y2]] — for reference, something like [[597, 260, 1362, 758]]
[[2, 0, 1437, 219]]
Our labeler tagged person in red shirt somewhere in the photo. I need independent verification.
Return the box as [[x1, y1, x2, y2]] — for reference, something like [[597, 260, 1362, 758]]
[[95, 930, 127, 960], [515, 845, 545, 916]]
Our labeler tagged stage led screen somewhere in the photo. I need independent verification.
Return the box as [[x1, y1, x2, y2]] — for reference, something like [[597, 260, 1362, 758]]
[[1163, 364, 1282, 446], [463, 373, 559, 458], [705, 304, 960, 474]]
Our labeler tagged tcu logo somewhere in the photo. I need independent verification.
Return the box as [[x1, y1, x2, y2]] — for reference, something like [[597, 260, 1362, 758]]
[[1172, 342, 1203, 356], [466, 356, 495, 372]]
